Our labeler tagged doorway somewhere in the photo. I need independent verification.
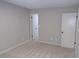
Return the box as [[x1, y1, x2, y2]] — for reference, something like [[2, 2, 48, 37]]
[[30, 14, 39, 40]]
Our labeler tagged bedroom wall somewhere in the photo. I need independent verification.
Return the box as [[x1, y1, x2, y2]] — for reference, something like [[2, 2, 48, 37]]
[[31, 7, 77, 45], [0, 1, 30, 52]]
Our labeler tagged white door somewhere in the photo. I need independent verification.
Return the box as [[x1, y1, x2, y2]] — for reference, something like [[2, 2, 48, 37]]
[[31, 14, 39, 40], [61, 13, 76, 48]]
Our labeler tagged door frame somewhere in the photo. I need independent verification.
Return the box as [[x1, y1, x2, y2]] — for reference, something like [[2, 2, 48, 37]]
[[29, 14, 39, 40], [74, 13, 78, 57]]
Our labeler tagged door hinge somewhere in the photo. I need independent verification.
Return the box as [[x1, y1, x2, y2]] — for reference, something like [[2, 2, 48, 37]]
[[74, 42, 76, 45], [32, 35, 33, 38], [76, 16, 78, 18], [31, 16, 32, 19]]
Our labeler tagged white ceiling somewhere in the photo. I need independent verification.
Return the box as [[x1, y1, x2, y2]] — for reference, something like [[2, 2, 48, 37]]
[[2, 0, 79, 9]]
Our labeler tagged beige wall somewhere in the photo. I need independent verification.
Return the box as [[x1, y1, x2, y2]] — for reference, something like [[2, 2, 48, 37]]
[[0, 1, 30, 52], [31, 8, 77, 45]]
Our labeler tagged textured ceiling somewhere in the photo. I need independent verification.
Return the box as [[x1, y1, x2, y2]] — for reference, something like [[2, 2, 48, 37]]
[[2, 0, 79, 9]]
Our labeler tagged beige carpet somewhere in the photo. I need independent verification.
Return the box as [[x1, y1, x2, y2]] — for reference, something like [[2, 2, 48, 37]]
[[0, 41, 74, 58]]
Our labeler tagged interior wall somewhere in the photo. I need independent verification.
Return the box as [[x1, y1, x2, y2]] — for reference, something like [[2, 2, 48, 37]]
[[31, 7, 77, 45], [0, 1, 30, 52]]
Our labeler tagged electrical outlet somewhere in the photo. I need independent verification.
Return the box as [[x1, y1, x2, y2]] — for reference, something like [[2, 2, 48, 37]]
[[77, 29, 79, 32], [50, 37, 54, 40]]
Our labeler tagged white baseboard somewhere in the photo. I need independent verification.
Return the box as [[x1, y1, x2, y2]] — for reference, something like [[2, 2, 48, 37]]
[[0, 40, 61, 55], [37, 40, 61, 46], [0, 40, 30, 55]]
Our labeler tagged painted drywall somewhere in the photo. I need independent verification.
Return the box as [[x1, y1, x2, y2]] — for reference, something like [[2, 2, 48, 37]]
[[0, 1, 30, 52], [31, 8, 77, 45]]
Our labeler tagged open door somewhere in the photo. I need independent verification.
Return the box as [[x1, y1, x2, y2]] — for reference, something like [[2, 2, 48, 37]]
[[30, 14, 39, 40]]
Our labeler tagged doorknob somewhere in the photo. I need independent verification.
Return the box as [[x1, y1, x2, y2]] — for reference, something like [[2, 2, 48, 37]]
[[61, 32, 64, 34]]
